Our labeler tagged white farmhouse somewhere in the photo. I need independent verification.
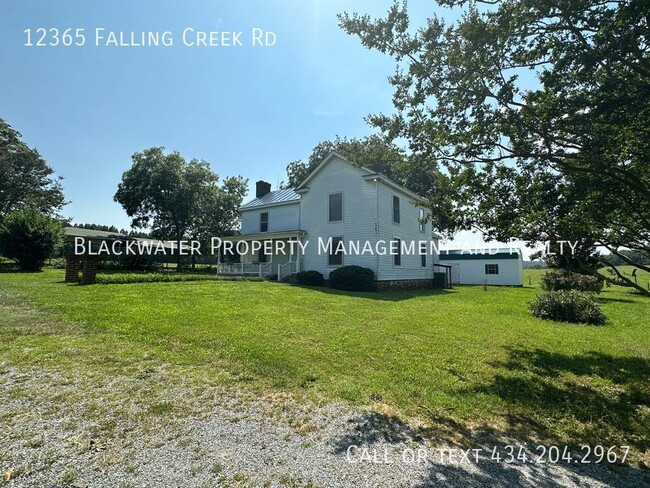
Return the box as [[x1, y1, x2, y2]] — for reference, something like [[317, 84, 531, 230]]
[[218, 151, 445, 289]]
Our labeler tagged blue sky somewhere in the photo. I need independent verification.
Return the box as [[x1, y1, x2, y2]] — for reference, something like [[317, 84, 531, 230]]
[[1, 1, 536, 256]]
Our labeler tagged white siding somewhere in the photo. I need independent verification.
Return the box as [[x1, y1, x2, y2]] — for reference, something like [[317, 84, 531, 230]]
[[299, 155, 379, 278], [240, 203, 300, 234], [443, 258, 523, 286], [375, 183, 434, 281]]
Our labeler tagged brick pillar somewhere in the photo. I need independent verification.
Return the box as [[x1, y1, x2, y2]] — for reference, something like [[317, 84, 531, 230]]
[[65, 254, 81, 283], [81, 255, 98, 285]]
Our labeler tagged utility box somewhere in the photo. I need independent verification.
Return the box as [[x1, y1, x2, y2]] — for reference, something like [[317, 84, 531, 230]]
[[433, 272, 448, 289]]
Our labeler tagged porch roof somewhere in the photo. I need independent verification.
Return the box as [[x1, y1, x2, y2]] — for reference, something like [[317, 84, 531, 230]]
[[221, 230, 306, 242]]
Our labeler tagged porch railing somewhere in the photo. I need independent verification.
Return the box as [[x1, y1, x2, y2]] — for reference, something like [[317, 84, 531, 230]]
[[259, 262, 273, 278], [217, 263, 261, 275], [278, 262, 297, 282]]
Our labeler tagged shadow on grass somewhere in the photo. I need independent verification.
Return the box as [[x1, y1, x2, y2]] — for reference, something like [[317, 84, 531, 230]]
[[595, 296, 637, 304], [0, 266, 42, 274], [329, 348, 649, 486], [290, 285, 457, 302], [471, 348, 650, 453]]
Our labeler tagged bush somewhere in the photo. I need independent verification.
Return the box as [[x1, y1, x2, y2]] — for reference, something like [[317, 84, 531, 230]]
[[0, 210, 62, 271], [95, 273, 262, 285], [296, 270, 325, 286], [540, 269, 603, 293], [529, 291, 606, 325], [328, 265, 376, 292]]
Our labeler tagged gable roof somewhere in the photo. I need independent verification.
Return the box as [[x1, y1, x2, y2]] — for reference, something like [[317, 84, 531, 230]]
[[239, 188, 300, 210], [295, 150, 424, 201]]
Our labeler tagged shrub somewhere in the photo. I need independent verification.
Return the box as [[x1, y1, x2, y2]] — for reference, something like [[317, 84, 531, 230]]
[[328, 265, 376, 292], [296, 270, 325, 286], [95, 273, 263, 285], [540, 269, 603, 293], [529, 291, 606, 325], [0, 210, 62, 271]]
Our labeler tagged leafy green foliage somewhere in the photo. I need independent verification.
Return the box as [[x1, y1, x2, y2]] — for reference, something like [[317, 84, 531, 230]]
[[0, 119, 65, 217], [604, 250, 650, 267], [339, 0, 650, 294], [529, 291, 606, 325], [113, 147, 247, 266], [95, 272, 261, 285], [296, 270, 325, 286], [328, 265, 376, 291], [0, 210, 62, 270], [540, 269, 603, 293]]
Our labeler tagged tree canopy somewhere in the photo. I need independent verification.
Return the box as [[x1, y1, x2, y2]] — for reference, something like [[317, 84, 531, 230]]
[[0, 209, 62, 271], [340, 0, 650, 294], [114, 147, 247, 265], [0, 119, 65, 217]]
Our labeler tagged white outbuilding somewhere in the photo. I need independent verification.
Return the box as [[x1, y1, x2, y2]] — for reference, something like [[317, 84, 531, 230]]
[[439, 248, 524, 286]]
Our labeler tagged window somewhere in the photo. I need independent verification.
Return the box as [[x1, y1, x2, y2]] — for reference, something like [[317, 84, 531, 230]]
[[393, 238, 402, 266], [393, 196, 400, 223], [329, 193, 343, 222], [419, 208, 425, 232], [258, 247, 267, 263], [260, 212, 269, 232], [329, 237, 343, 266], [485, 264, 499, 275], [421, 254, 427, 267], [420, 241, 427, 267]]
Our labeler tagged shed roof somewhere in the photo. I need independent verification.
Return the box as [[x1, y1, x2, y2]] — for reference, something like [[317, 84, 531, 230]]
[[439, 248, 522, 261]]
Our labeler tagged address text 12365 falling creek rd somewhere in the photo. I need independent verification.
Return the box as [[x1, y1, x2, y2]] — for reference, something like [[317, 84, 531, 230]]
[[23, 27, 277, 48]]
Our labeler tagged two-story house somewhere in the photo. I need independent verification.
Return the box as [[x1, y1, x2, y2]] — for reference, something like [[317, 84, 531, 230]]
[[217, 151, 443, 288]]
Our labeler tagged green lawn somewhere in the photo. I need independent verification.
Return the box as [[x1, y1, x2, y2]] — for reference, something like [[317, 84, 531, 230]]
[[1, 267, 649, 462]]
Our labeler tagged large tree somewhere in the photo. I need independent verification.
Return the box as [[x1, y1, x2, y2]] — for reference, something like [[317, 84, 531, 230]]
[[340, 0, 650, 294], [114, 147, 247, 267], [0, 119, 65, 217]]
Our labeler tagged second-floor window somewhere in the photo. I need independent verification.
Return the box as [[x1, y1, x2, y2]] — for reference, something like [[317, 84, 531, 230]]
[[329, 193, 343, 222], [260, 212, 269, 232], [419, 208, 425, 232], [393, 196, 400, 224]]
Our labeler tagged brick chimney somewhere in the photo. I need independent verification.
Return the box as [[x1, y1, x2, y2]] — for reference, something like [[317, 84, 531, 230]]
[[256, 180, 271, 198]]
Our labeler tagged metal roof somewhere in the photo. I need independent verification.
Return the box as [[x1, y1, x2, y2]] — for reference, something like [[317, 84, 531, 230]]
[[239, 188, 301, 209], [439, 249, 522, 261], [64, 227, 130, 239]]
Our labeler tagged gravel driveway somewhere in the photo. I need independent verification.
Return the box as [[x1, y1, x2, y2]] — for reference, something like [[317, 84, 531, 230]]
[[1, 366, 647, 488]]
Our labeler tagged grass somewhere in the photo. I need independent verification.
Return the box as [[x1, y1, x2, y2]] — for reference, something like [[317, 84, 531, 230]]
[[1, 266, 649, 463]]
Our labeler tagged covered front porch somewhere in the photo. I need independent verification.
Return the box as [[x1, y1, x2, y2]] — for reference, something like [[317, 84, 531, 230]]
[[216, 230, 305, 280]]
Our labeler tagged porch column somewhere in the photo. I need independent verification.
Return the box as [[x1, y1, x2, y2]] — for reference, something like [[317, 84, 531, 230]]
[[295, 237, 301, 272]]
